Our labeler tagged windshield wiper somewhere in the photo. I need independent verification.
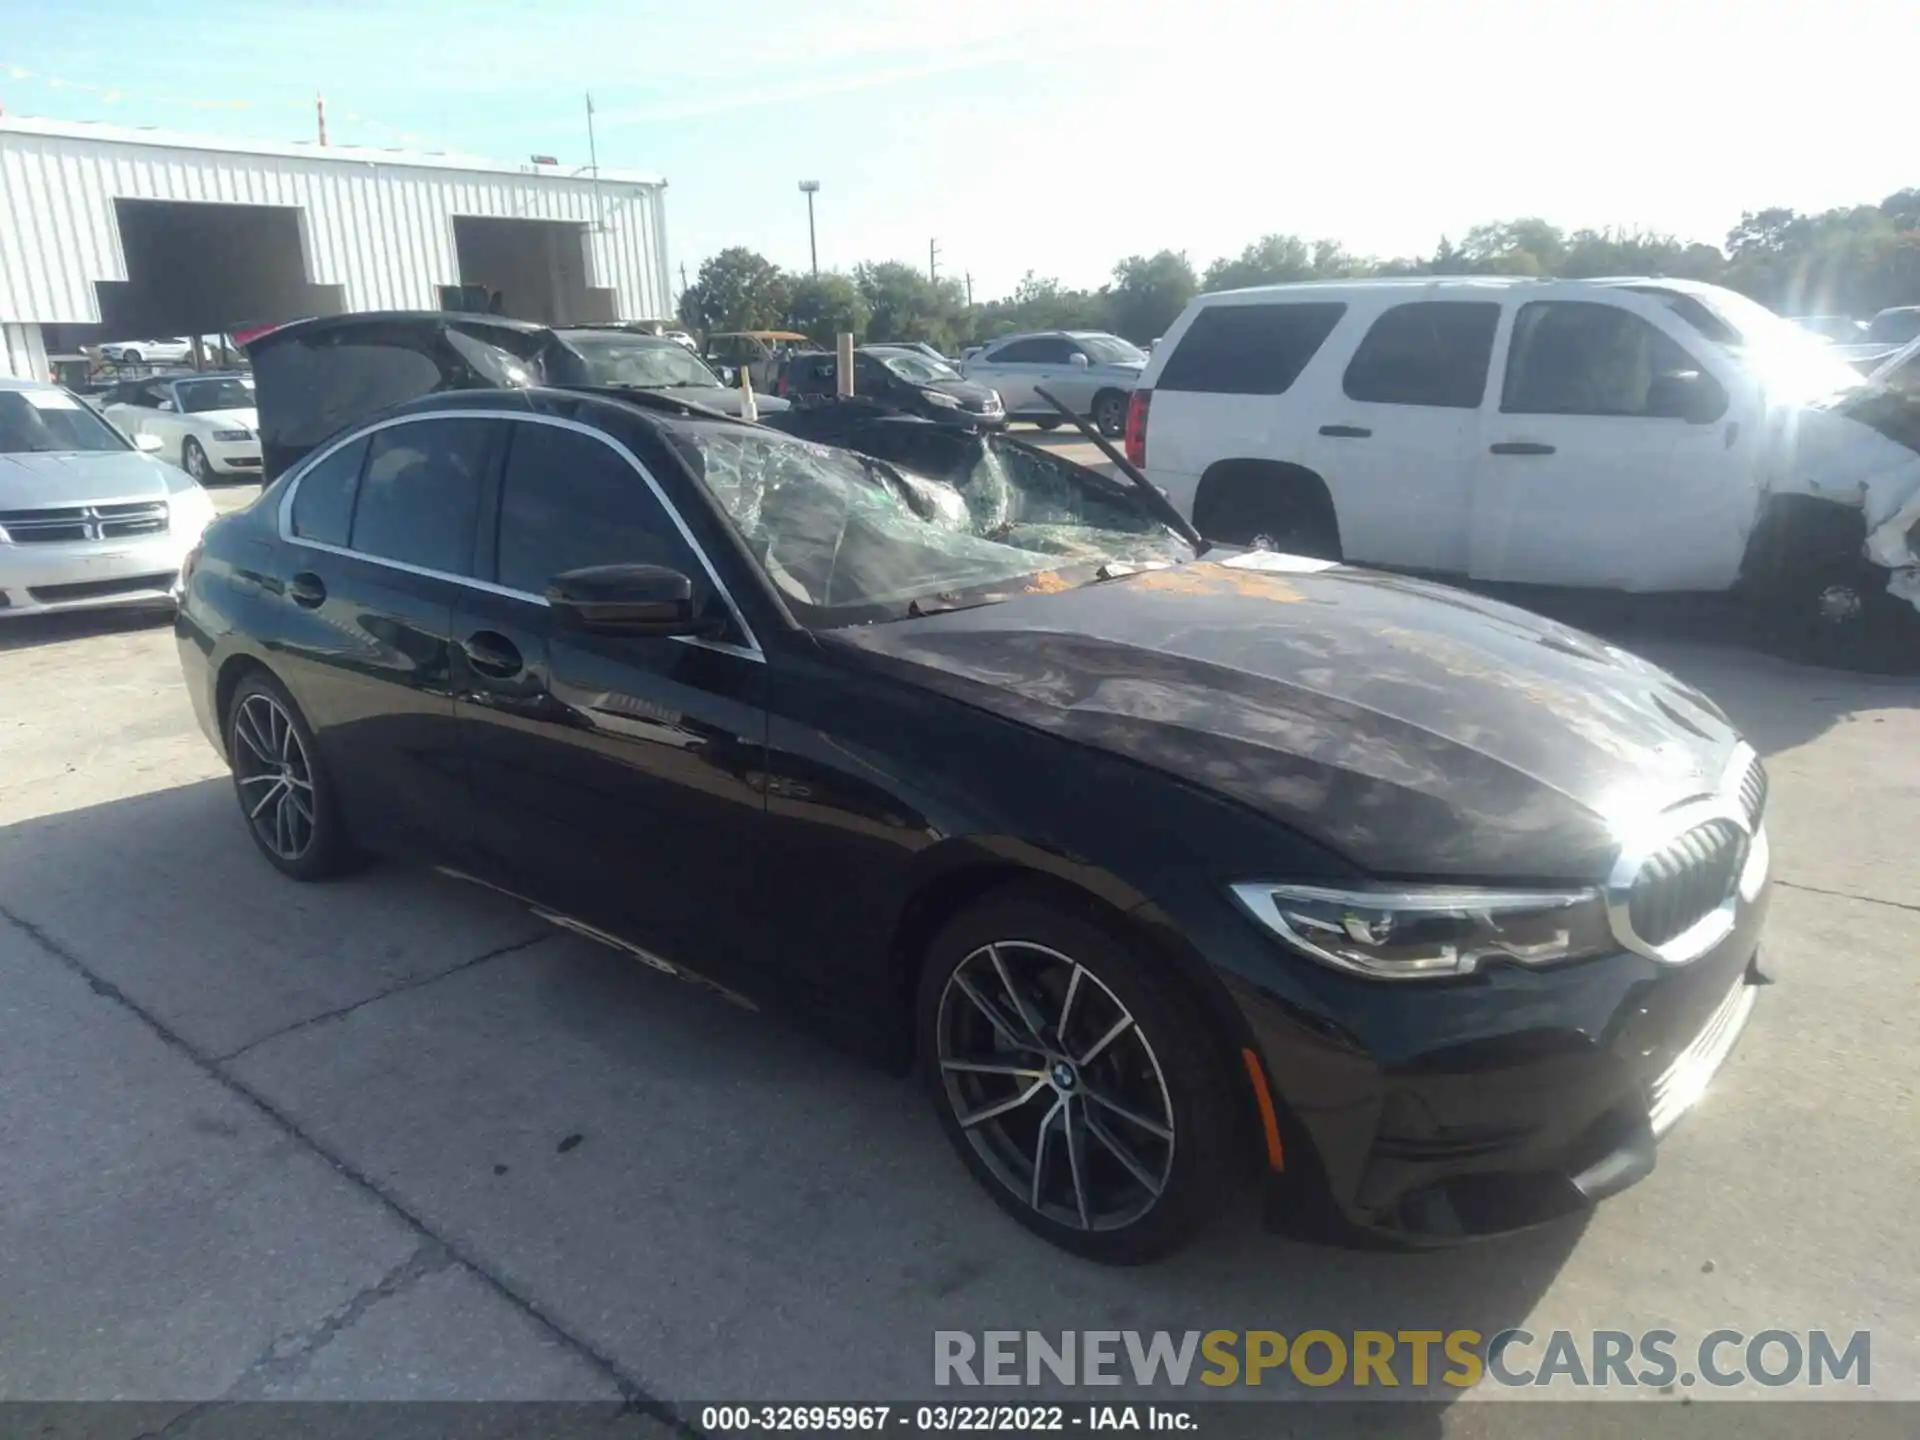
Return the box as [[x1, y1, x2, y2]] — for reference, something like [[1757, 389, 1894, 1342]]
[[1032, 385, 1208, 556], [906, 595, 1005, 618]]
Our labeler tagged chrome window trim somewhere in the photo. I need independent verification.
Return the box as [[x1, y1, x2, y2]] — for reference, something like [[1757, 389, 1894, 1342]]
[[1603, 743, 1764, 966], [275, 408, 764, 662]]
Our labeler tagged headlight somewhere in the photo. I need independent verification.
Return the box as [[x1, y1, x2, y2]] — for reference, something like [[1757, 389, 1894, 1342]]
[[166, 480, 218, 534], [1229, 882, 1613, 980], [211, 429, 251, 441], [923, 390, 962, 408]]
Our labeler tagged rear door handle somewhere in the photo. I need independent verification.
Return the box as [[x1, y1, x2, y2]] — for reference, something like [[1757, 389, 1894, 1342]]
[[1489, 442, 1556, 455], [461, 631, 524, 680], [1318, 424, 1372, 438], [287, 571, 326, 608]]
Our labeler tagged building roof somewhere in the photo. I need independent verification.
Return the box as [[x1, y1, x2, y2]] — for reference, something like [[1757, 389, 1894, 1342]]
[[0, 114, 663, 188]]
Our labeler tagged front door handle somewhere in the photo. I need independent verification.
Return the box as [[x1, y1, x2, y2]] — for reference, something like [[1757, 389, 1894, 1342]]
[[288, 571, 326, 608], [1489, 442, 1557, 455], [461, 631, 524, 680], [1319, 424, 1372, 439]]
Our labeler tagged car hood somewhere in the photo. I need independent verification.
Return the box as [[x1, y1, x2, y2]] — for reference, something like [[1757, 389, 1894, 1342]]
[[670, 387, 789, 417], [0, 449, 171, 508], [190, 407, 259, 431], [827, 556, 1745, 881], [916, 377, 999, 408]]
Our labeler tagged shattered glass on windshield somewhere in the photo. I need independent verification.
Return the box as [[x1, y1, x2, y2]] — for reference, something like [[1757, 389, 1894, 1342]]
[[667, 425, 1183, 623]]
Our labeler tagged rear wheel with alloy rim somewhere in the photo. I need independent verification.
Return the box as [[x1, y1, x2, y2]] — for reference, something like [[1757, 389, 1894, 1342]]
[[226, 671, 361, 880], [1092, 390, 1128, 438], [182, 437, 209, 482], [917, 885, 1245, 1262]]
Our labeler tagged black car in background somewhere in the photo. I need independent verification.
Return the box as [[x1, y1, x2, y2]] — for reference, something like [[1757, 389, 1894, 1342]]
[[779, 345, 1004, 428], [244, 313, 783, 478], [177, 334, 1769, 1261]]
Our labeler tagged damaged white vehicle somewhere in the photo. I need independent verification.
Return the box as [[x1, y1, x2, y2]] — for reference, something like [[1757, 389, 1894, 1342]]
[[1134, 276, 1920, 663]]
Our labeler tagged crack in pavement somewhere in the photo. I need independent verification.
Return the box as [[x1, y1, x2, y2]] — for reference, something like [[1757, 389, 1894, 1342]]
[[213, 928, 553, 1064], [1776, 878, 1920, 915], [222, 1241, 456, 1398], [0, 902, 691, 1434]]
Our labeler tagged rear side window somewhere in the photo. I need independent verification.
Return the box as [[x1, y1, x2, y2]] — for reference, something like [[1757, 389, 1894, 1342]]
[[1156, 303, 1346, 395], [289, 437, 368, 547], [493, 421, 700, 596], [1342, 302, 1499, 408], [987, 337, 1072, 364], [1501, 302, 1714, 418], [349, 418, 500, 576]]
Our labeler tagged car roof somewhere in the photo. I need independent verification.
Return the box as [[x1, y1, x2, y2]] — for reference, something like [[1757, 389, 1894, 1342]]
[[1188, 274, 1740, 308], [0, 375, 64, 394], [249, 310, 550, 351], [555, 328, 680, 344]]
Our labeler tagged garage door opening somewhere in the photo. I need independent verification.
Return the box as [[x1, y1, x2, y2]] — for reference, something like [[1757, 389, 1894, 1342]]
[[451, 216, 615, 326], [94, 199, 344, 342]]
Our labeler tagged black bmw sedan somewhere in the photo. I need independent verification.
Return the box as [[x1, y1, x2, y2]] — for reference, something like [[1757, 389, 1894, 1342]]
[[175, 381, 1769, 1263]]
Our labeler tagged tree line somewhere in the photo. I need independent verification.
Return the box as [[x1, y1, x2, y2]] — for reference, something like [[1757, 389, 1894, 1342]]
[[678, 186, 1920, 351]]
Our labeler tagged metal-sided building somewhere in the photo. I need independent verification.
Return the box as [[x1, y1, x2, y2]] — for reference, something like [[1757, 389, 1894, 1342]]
[[0, 115, 671, 380]]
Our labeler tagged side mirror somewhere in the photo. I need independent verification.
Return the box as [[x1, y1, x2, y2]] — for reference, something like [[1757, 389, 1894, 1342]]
[[157, 400, 175, 412], [1646, 370, 1726, 424], [1067, 353, 1090, 368], [546, 563, 716, 637], [134, 433, 164, 454]]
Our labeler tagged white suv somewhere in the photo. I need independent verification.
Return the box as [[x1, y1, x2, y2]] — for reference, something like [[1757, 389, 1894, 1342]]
[[1129, 277, 1920, 657]]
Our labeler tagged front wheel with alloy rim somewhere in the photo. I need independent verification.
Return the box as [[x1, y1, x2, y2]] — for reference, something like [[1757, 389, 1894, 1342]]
[[1748, 552, 1919, 673], [226, 672, 362, 880], [1092, 390, 1128, 438], [182, 437, 209, 482], [916, 886, 1246, 1262]]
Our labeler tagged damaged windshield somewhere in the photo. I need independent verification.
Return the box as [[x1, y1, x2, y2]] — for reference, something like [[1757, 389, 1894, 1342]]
[[1632, 285, 1864, 403], [666, 423, 1185, 625], [562, 335, 723, 389]]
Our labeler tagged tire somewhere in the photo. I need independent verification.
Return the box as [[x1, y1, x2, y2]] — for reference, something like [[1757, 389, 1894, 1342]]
[[916, 883, 1245, 1263], [181, 437, 210, 483], [225, 670, 363, 880], [1092, 390, 1128, 438], [1031, 418, 1062, 431], [1746, 551, 1918, 672], [1202, 488, 1342, 560], [121, 349, 143, 365]]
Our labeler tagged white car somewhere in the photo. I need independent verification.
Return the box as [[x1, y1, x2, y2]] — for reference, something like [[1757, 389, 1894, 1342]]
[[102, 373, 261, 482], [0, 377, 217, 617], [959, 330, 1145, 435], [95, 337, 195, 366], [1129, 276, 1920, 659]]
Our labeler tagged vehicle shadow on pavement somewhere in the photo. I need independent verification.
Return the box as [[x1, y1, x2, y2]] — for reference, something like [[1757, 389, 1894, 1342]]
[[0, 606, 176, 653], [0, 779, 1580, 1420]]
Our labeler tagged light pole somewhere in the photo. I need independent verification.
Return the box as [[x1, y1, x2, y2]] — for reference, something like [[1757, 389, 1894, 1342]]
[[798, 180, 820, 276]]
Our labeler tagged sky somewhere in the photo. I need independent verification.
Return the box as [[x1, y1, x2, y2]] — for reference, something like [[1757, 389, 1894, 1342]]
[[3, 0, 1912, 302]]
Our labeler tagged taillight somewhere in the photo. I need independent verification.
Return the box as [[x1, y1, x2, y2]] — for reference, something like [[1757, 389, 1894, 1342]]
[[1124, 389, 1151, 469]]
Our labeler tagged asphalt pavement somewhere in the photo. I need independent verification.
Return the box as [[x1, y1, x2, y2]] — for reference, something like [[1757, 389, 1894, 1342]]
[[0, 463, 1915, 1430]]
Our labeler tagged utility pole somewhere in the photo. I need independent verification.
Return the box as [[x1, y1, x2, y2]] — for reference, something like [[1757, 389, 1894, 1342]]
[[585, 92, 605, 231], [965, 271, 974, 307], [929, 238, 941, 283], [798, 181, 821, 276], [679, 262, 689, 302], [315, 92, 328, 147]]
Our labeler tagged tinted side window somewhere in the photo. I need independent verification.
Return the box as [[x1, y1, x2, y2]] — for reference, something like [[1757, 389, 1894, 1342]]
[[493, 422, 700, 597], [349, 419, 498, 575], [1502, 302, 1714, 418], [289, 437, 369, 547], [1342, 302, 1499, 408], [986, 338, 1052, 363], [1156, 303, 1346, 395]]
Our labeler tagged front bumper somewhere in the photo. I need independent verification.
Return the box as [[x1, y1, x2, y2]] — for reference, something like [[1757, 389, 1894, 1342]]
[[0, 528, 203, 618], [1211, 877, 1770, 1247], [202, 438, 263, 476]]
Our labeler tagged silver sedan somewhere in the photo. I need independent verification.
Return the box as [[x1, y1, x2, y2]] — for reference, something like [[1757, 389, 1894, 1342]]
[[0, 377, 218, 618]]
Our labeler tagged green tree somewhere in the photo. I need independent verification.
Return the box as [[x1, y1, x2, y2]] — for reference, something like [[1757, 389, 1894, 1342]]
[[1202, 234, 1316, 291], [1107, 250, 1198, 342], [853, 261, 969, 350], [783, 272, 869, 345], [679, 247, 789, 338], [1453, 218, 1566, 275]]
